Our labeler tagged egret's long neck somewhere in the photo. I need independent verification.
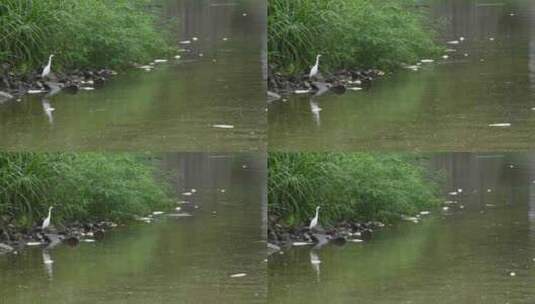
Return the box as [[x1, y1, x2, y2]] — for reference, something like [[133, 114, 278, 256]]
[[48, 208, 52, 218], [315, 56, 320, 66], [315, 208, 319, 219], [48, 56, 53, 66]]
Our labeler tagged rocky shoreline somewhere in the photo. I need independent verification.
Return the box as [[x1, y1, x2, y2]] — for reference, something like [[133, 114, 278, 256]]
[[267, 216, 385, 253], [0, 221, 119, 254], [0, 64, 121, 103], [267, 65, 386, 101]]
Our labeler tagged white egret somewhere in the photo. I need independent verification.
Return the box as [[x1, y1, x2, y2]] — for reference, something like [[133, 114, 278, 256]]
[[41, 55, 54, 79], [41, 206, 53, 231], [309, 206, 320, 230], [309, 54, 322, 79]]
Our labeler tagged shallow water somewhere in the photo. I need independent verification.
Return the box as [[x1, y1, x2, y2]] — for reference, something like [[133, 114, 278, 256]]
[[269, 152, 535, 304], [0, 153, 266, 304], [0, 0, 266, 152], [269, 0, 535, 151]]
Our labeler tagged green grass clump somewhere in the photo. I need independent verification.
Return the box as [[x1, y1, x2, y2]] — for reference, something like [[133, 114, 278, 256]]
[[0, 0, 173, 73], [0, 153, 172, 228], [269, 0, 441, 75], [269, 153, 440, 227]]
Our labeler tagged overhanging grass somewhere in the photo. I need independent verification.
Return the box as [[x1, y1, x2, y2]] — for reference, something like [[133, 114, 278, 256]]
[[268, 153, 440, 227], [0, 0, 174, 73], [268, 0, 442, 75], [0, 153, 172, 228]]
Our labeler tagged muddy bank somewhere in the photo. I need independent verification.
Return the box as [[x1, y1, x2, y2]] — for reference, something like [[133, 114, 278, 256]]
[[267, 215, 385, 251], [267, 65, 385, 99]]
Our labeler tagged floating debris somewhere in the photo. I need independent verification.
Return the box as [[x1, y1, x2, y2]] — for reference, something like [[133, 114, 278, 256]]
[[294, 89, 311, 94], [442, 206, 450, 211], [510, 272, 516, 277], [348, 87, 363, 91], [292, 242, 313, 247], [81, 87, 95, 91], [459, 36, 465, 42], [175, 55, 181, 59], [487, 189, 492, 193], [242, 13, 248, 17], [182, 192, 193, 196], [220, 189, 226, 193], [83, 239, 96, 243], [420, 211, 431, 215], [447, 40, 460, 45], [175, 207, 182, 211], [212, 124, 234, 129], [222, 37, 229, 41], [442, 55, 449, 59], [401, 215, 419, 223], [349, 239, 364, 243], [230, 273, 247, 278], [179, 40, 192, 45], [152, 211, 165, 216], [153, 59, 168, 63], [191, 189, 197, 193], [445, 48, 457, 53], [27, 90, 45, 94], [168, 213, 193, 217], [26, 242, 42, 246], [421, 59, 435, 63], [448, 191, 458, 196], [457, 188, 463, 193], [489, 37, 495, 41], [444, 200, 458, 205], [488, 123, 511, 127]]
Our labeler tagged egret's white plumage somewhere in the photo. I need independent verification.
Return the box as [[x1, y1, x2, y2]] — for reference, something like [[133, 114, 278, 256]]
[[309, 206, 320, 230], [309, 55, 321, 79], [42, 206, 53, 230], [41, 55, 54, 79]]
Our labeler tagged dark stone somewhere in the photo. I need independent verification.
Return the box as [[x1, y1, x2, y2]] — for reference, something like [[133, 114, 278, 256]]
[[360, 229, 373, 241], [63, 236, 80, 247], [0, 243, 14, 254], [63, 84, 79, 94], [330, 236, 347, 246], [93, 230, 105, 240], [330, 84, 346, 95]]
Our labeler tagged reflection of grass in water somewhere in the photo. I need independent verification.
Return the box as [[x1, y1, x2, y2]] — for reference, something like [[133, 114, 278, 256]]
[[269, 153, 440, 227], [0, 152, 172, 228]]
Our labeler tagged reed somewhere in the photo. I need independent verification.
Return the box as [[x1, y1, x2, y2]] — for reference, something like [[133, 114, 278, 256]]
[[0, 0, 173, 73], [0, 153, 172, 228], [268, 0, 441, 75], [268, 153, 440, 227]]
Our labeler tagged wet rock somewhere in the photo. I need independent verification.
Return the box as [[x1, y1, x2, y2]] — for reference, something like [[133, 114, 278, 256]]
[[63, 84, 80, 94], [330, 236, 347, 246], [330, 83, 346, 95], [0, 243, 14, 254], [360, 229, 373, 241], [63, 236, 80, 247], [0, 91, 13, 102], [93, 230, 105, 240]]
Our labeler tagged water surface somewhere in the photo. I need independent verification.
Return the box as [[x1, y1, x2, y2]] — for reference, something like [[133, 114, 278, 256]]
[[269, 153, 535, 303], [0, 153, 266, 304], [269, 0, 535, 151], [0, 0, 266, 151]]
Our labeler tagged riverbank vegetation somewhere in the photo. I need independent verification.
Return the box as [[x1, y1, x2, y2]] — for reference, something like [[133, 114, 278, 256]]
[[268, 0, 441, 75], [268, 153, 440, 227], [0, 0, 173, 73], [0, 153, 172, 229]]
